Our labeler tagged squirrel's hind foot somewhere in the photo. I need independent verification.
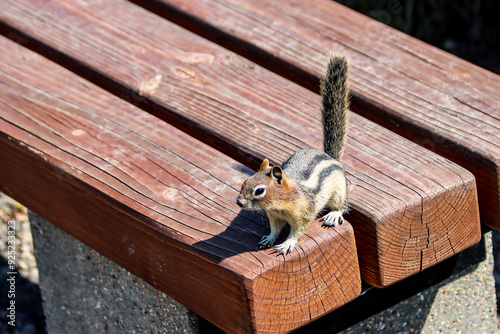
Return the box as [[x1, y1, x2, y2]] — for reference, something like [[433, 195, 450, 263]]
[[274, 238, 298, 255], [258, 234, 277, 249], [321, 211, 344, 227]]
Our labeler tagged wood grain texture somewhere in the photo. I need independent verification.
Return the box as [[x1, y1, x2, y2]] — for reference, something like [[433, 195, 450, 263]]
[[131, 0, 500, 229], [0, 0, 482, 287], [0, 35, 361, 334]]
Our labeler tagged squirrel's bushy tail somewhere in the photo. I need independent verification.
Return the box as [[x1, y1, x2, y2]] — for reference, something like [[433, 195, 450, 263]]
[[321, 54, 349, 161]]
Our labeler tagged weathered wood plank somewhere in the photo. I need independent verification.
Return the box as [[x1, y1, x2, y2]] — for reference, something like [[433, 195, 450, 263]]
[[131, 0, 500, 229], [0, 0, 482, 287], [0, 36, 361, 334]]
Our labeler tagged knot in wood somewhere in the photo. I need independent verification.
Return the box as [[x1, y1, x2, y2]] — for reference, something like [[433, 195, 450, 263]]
[[163, 187, 179, 200], [71, 129, 86, 137], [175, 52, 215, 64], [139, 73, 163, 96]]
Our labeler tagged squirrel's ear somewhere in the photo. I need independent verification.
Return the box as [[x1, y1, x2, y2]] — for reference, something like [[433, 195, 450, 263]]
[[271, 166, 283, 185], [260, 159, 270, 171]]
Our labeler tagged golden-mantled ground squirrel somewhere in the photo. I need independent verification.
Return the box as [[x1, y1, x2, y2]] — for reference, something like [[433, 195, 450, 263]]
[[236, 54, 349, 255]]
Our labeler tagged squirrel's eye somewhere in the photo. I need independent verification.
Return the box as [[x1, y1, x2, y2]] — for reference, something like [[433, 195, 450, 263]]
[[254, 187, 265, 196]]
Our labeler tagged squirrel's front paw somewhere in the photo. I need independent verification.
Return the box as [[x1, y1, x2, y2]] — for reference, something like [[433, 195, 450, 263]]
[[274, 239, 297, 255], [258, 234, 277, 249]]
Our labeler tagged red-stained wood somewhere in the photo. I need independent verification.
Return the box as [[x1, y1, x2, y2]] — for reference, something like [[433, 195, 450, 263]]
[[130, 0, 500, 229], [0, 0, 482, 289], [0, 35, 361, 334]]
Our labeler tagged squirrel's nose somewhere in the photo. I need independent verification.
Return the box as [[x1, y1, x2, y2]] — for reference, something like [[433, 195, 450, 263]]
[[236, 198, 243, 207]]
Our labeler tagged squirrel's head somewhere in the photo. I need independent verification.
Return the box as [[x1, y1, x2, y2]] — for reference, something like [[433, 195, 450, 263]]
[[236, 159, 288, 210]]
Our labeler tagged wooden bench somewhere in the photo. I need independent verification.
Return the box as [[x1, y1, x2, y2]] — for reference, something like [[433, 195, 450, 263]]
[[0, 0, 495, 333], [130, 0, 500, 229], [0, 35, 362, 333]]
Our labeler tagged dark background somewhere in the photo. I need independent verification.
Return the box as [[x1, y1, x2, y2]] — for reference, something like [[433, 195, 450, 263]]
[[338, 0, 500, 74]]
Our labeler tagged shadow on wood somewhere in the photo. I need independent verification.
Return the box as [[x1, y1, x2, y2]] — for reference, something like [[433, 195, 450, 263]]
[[192, 209, 363, 333]]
